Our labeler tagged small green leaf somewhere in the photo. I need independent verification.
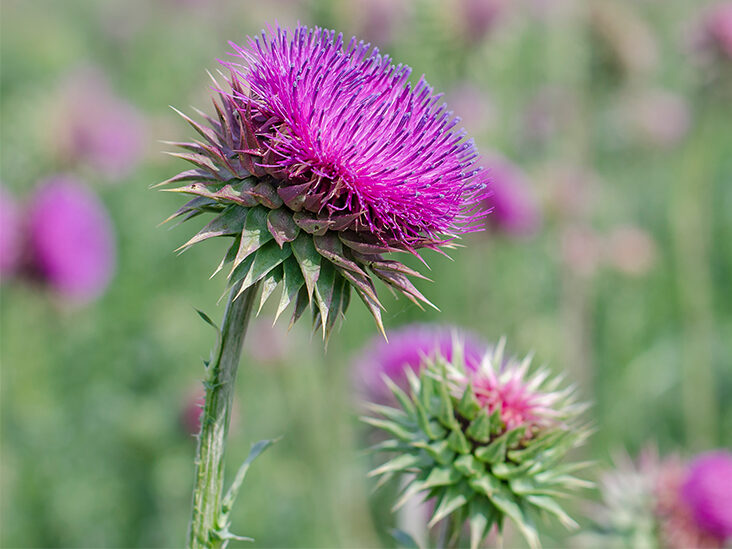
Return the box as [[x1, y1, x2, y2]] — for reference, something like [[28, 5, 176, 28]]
[[235, 241, 291, 298], [468, 498, 497, 549], [411, 439, 455, 466], [232, 206, 272, 274], [466, 408, 492, 443], [428, 483, 472, 528], [275, 258, 305, 323], [291, 234, 321, 300], [447, 428, 472, 455], [266, 208, 300, 247], [475, 431, 509, 464], [361, 416, 414, 442], [454, 454, 484, 478], [369, 453, 426, 477], [488, 492, 540, 549], [221, 438, 279, 517], [194, 308, 219, 332], [313, 261, 337, 339], [257, 265, 283, 314], [525, 495, 578, 529], [457, 383, 481, 421], [176, 204, 248, 253], [289, 286, 310, 329]]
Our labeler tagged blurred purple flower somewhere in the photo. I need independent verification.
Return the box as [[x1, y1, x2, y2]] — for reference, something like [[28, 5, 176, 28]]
[[622, 89, 691, 149], [349, 0, 410, 47], [54, 68, 145, 181], [447, 83, 496, 137], [29, 176, 116, 302], [354, 324, 486, 405], [457, 0, 506, 43], [705, 3, 732, 59], [483, 154, 542, 238], [682, 451, 732, 541], [0, 186, 22, 280]]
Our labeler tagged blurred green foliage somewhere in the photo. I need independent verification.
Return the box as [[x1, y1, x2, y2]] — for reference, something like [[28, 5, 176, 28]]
[[1, 0, 730, 547]]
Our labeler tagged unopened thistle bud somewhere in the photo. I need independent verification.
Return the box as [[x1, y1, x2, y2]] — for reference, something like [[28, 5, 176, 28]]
[[160, 24, 488, 340], [364, 338, 591, 549]]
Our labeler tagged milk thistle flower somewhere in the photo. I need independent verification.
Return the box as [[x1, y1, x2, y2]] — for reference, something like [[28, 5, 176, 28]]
[[160, 23, 487, 548], [161, 24, 487, 339], [29, 176, 116, 302], [365, 338, 591, 549], [585, 448, 732, 549]]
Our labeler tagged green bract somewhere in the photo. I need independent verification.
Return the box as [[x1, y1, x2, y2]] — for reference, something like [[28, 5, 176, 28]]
[[364, 340, 592, 549]]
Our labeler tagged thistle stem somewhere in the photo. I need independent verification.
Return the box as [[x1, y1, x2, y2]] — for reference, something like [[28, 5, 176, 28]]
[[188, 280, 259, 548]]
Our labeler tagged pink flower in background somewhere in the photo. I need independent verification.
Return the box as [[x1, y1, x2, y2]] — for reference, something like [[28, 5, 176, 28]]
[[605, 225, 658, 277], [681, 451, 732, 541], [483, 154, 542, 238], [705, 3, 732, 59], [0, 186, 22, 280], [350, 0, 411, 47], [28, 176, 116, 302], [622, 89, 691, 149], [447, 83, 496, 137], [354, 324, 486, 405], [457, 0, 506, 43], [54, 68, 145, 180]]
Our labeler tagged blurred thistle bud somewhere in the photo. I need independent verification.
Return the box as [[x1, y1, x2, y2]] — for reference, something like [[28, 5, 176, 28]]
[[0, 185, 22, 281], [51, 67, 146, 181], [483, 154, 542, 238], [455, 0, 506, 44], [585, 448, 732, 549], [160, 25, 488, 340], [28, 176, 116, 303], [354, 323, 486, 406], [364, 338, 591, 549], [704, 3, 732, 60]]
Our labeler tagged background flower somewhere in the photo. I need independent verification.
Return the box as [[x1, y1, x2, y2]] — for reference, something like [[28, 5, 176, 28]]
[[28, 176, 116, 302], [0, 186, 22, 280]]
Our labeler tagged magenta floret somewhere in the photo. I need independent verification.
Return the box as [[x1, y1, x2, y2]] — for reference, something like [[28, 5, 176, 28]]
[[223, 25, 488, 248]]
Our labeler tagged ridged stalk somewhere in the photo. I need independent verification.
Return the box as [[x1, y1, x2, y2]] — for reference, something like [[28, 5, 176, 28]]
[[188, 281, 258, 548]]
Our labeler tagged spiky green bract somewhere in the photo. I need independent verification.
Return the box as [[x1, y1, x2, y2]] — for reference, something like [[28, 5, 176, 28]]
[[364, 339, 592, 549]]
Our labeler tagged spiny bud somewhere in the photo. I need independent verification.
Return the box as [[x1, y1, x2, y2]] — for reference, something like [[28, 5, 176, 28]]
[[364, 337, 591, 549]]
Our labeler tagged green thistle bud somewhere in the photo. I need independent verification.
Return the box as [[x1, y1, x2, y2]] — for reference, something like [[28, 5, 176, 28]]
[[364, 338, 592, 549]]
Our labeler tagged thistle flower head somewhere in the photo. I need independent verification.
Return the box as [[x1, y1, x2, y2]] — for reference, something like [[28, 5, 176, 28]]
[[354, 323, 485, 405], [364, 338, 591, 549], [160, 24, 488, 339], [586, 448, 732, 549], [29, 176, 116, 302], [680, 451, 732, 542]]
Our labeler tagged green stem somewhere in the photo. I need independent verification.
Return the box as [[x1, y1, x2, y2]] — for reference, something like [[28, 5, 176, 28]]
[[188, 280, 259, 548]]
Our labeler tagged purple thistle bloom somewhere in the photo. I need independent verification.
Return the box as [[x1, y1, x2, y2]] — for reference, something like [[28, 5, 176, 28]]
[[0, 186, 22, 280], [706, 3, 732, 59], [224, 25, 488, 249], [29, 176, 116, 302], [682, 451, 732, 541], [163, 24, 489, 336], [354, 323, 485, 404]]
